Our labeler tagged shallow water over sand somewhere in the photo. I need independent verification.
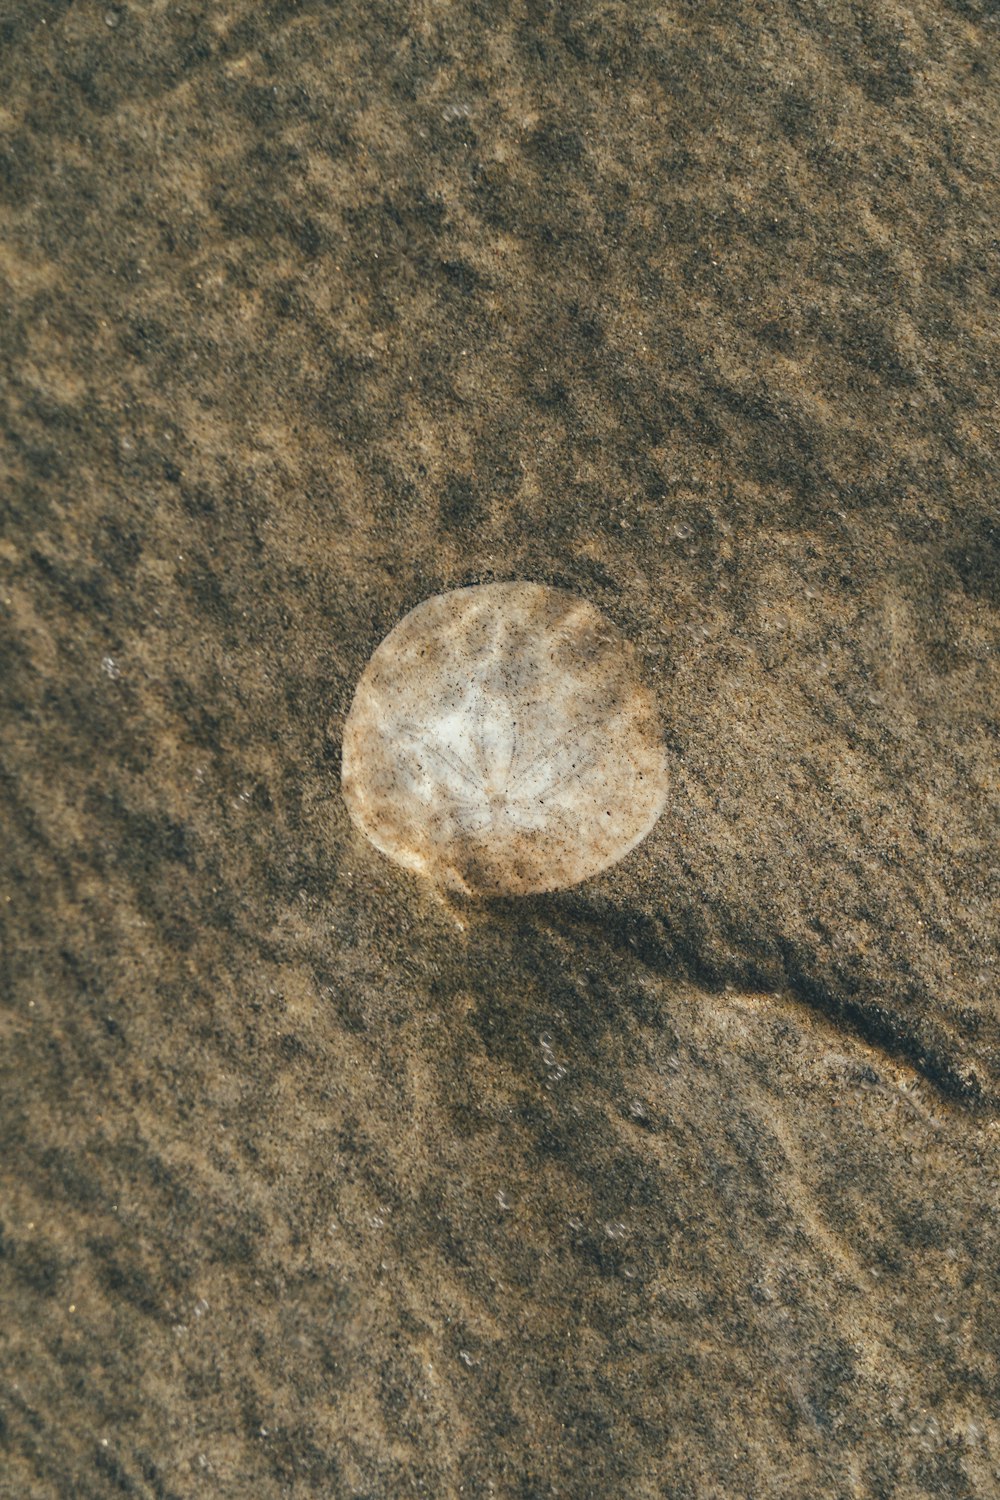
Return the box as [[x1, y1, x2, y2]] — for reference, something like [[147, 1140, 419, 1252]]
[[2, 2, 999, 1495]]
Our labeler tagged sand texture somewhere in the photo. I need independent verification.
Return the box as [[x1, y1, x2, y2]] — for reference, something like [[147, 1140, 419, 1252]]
[[1, 1, 999, 1496]]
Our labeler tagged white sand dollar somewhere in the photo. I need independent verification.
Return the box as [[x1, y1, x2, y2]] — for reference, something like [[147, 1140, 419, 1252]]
[[341, 582, 668, 895]]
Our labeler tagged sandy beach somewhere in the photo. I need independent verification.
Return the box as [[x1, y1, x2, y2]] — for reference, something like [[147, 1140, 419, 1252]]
[[2, 2, 999, 1495]]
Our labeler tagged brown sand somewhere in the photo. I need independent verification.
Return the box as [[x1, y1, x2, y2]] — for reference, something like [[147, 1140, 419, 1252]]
[[2, 2, 999, 1496]]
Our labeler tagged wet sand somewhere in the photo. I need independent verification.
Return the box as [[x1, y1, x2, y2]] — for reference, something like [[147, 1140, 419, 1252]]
[[2, 2, 999, 1496]]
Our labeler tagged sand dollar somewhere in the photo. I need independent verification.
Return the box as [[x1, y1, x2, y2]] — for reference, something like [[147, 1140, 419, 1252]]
[[341, 582, 668, 895]]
